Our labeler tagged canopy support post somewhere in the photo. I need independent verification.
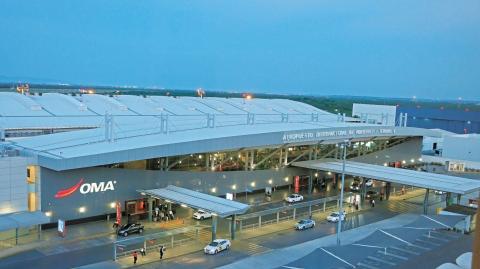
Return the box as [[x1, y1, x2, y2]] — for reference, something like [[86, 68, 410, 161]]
[[211, 215, 217, 241], [423, 189, 430, 214], [230, 214, 236, 240]]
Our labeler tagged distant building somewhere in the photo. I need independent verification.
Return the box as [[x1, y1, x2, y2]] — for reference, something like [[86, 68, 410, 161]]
[[352, 103, 397, 126]]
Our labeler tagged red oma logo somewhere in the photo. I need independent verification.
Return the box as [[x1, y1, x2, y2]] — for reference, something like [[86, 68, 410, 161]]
[[54, 179, 116, 199]]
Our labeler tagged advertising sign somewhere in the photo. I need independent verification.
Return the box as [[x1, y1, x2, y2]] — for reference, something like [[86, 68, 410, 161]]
[[116, 201, 122, 226], [58, 219, 66, 237], [54, 178, 117, 199], [294, 176, 300, 193]]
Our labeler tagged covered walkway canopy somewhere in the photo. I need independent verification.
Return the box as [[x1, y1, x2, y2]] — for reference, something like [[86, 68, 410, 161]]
[[0, 211, 50, 245], [293, 159, 480, 195], [139, 185, 250, 241], [140, 185, 250, 218], [0, 211, 50, 232]]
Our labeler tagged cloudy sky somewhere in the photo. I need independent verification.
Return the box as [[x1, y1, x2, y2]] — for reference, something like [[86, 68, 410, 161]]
[[1, 1, 479, 100]]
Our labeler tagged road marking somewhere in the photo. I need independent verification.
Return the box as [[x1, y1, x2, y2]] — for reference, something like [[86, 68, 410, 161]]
[[320, 247, 355, 268], [281, 266, 304, 269]]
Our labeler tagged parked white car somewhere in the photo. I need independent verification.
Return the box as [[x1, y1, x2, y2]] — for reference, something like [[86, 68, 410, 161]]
[[326, 211, 346, 222], [204, 239, 231, 254], [285, 194, 304, 203], [434, 190, 446, 195], [365, 179, 374, 187], [193, 210, 212, 220], [295, 219, 316, 230]]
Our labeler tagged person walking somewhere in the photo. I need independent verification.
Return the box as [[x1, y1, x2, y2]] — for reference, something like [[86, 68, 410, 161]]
[[371, 199, 375, 207], [133, 251, 138, 264], [140, 247, 146, 256], [159, 245, 165, 260]]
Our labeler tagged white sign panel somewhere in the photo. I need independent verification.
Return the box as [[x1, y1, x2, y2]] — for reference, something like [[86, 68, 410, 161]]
[[226, 193, 233, 200], [58, 219, 65, 234], [282, 128, 396, 143]]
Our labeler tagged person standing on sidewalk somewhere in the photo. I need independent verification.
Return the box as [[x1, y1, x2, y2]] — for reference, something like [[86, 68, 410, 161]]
[[371, 199, 375, 207], [133, 251, 138, 264], [159, 245, 165, 260], [140, 247, 146, 256]]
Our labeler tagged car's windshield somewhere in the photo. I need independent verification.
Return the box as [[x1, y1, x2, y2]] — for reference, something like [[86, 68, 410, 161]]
[[331, 213, 339, 217], [197, 210, 204, 214], [209, 242, 219, 247], [299, 220, 306, 224], [289, 195, 295, 198]]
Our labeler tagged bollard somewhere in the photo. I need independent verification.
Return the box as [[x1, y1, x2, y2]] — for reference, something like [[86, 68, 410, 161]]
[[277, 212, 280, 223], [171, 235, 174, 248], [293, 208, 296, 220], [259, 215, 262, 228]]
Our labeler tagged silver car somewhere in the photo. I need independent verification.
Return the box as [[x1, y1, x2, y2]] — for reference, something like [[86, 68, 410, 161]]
[[295, 219, 316, 230]]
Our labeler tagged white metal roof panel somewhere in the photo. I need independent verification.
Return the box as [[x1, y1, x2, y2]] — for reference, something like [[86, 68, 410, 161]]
[[142, 185, 249, 217], [0, 93, 50, 116], [293, 160, 480, 194]]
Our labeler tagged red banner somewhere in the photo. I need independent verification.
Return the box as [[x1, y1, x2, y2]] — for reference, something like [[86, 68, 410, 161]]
[[294, 176, 300, 193], [116, 201, 122, 226]]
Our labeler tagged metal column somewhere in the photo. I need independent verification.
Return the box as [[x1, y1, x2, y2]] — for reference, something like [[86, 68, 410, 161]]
[[231, 215, 236, 240], [308, 170, 313, 194], [148, 196, 153, 222], [211, 215, 217, 241], [385, 182, 391, 200], [423, 189, 430, 214], [457, 194, 462, 204]]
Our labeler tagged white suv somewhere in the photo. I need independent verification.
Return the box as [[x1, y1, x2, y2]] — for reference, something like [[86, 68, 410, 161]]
[[326, 211, 346, 222], [285, 194, 304, 203], [193, 210, 212, 220]]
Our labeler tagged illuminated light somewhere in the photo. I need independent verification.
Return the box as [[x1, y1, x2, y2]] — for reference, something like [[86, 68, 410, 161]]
[[284, 177, 289, 182], [213, 158, 217, 161], [179, 161, 182, 164], [288, 147, 293, 151], [314, 173, 318, 177], [402, 160, 406, 164], [211, 213, 218, 216], [110, 202, 116, 208], [211, 167, 215, 171], [198, 155, 203, 159], [268, 179, 273, 185], [232, 184, 237, 190], [165, 200, 171, 203], [45, 211, 52, 217], [418, 158, 423, 162], [250, 182, 256, 187], [211, 187, 217, 193], [181, 204, 188, 208], [230, 157, 233, 160], [238, 154, 241, 158], [78, 206, 86, 213], [327, 172, 332, 175], [383, 163, 388, 167], [410, 159, 415, 163]]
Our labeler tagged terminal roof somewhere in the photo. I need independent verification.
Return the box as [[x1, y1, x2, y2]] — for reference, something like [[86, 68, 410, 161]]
[[140, 185, 250, 218], [293, 159, 480, 195]]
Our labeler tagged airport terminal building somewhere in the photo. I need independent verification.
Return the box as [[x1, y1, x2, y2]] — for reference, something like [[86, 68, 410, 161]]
[[0, 92, 469, 228]]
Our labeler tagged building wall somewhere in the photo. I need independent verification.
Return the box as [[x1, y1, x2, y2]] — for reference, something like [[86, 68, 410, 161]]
[[40, 166, 309, 221], [352, 103, 397, 126], [442, 135, 480, 162], [0, 157, 29, 214]]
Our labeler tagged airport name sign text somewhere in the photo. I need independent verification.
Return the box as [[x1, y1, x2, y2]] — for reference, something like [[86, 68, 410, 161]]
[[282, 128, 396, 142]]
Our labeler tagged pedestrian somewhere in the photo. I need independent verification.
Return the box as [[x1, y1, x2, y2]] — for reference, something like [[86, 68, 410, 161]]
[[355, 200, 359, 210], [133, 251, 138, 264], [159, 245, 165, 260], [371, 199, 375, 207], [140, 247, 146, 256]]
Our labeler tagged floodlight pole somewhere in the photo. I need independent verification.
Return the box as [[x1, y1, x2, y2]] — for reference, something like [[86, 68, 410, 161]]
[[336, 139, 349, 246]]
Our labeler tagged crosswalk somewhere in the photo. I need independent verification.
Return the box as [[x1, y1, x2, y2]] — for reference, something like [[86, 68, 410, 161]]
[[383, 200, 422, 214], [243, 242, 272, 256]]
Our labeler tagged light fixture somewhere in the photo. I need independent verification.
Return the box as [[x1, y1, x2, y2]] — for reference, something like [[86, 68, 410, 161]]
[[284, 177, 289, 182], [181, 204, 188, 208], [314, 173, 318, 177], [383, 162, 388, 167], [198, 155, 202, 159], [110, 202, 116, 208], [211, 187, 217, 193], [78, 206, 86, 213], [165, 199, 171, 203], [327, 172, 332, 175], [232, 184, 237, 190], [402, 160, 406, 164], [250, 182, 256, 187], [268, 179, 273, 185], [410, 159, 415, 163], [45, 211, 52, 217]]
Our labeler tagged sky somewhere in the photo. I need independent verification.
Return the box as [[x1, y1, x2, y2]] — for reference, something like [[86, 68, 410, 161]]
[[0, 1, 479, 100]]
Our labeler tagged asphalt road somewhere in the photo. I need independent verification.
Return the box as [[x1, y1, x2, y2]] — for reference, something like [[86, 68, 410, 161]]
[[0, 182, 432, 269]]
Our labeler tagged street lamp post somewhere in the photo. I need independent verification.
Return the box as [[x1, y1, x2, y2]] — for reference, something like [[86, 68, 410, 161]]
[[336, 139, 350, 245]]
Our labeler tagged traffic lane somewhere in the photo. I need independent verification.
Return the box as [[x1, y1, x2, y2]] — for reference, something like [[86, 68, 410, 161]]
[[137, 246, 249, 269], [0, 243, 114, 269], [241, 202, 338, 226], [255, 209, 398, 249]]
